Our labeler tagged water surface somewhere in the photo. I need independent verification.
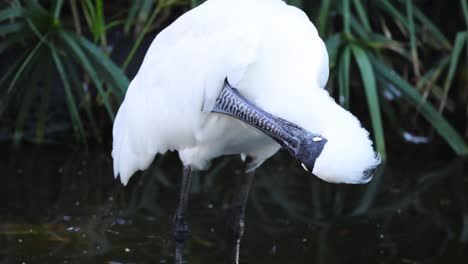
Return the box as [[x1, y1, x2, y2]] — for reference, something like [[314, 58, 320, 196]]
[[1, 143, 467, 263]]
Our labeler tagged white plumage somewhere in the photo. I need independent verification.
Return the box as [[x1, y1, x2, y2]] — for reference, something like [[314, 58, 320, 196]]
[[112, 0, 379, 185]]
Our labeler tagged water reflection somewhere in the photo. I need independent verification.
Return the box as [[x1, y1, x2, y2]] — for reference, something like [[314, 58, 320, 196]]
[[0, 145, 467, 263]]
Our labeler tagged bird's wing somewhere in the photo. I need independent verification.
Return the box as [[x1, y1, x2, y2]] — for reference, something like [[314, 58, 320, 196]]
[[112, 0, 261, 184]]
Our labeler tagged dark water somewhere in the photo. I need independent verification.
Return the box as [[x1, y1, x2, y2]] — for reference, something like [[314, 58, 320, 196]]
[[1, 143, 467, 263]]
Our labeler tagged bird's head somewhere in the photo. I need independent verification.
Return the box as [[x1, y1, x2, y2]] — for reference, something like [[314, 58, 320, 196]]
[[280, 121, 381, 184]]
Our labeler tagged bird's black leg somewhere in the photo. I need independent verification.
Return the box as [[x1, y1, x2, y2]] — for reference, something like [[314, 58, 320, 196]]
[[225, 157, 256, 263], [174, 240, 185, 264], [174, 166, 192, 242]]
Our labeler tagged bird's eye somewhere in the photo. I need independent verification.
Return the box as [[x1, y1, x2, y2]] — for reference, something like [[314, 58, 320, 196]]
[[312, 136, 323, 142], [301, 163, 309, 172]]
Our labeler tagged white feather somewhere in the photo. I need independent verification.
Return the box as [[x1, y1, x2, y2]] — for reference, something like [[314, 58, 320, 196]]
[[112, 0, 379, 185]]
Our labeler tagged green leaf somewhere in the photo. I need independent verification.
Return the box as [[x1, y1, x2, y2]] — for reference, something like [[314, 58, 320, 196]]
[[53, 0, 64, 20], [12, 48, 45, 142], [7, 35, 47, 94], [372, 57, 468, 155], [440, 32, 467, 111], [122, 3, 161, 70], [378, 0, 408, 30], [0, 22, 24, 36], [352, 0, 371, 32], [73, 33, 129, 95], [406, 0, 420, 76], [338, 45, 351, 109], [317, 0, 332, 36], [13, 77, 35, 141], [59, 30, 115, 119], [51, 44, 86, 142], [124, 0, 144, 33], [0, 6, 25, 21], [462, 0, 468, 29], [64, 56, 101, 140], [416, 56, 449, 99], [325, 33, 342, 69], [351, 45, 386, 160], [35, 57, 52, 143], [343, 0, 351, 35]]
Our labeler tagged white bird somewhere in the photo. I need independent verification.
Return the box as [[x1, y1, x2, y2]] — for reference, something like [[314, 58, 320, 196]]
[[112, 0, 380, 243]]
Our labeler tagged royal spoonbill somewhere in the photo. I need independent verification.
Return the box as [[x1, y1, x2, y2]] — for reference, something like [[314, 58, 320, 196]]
[[112, 0, 381, 242]]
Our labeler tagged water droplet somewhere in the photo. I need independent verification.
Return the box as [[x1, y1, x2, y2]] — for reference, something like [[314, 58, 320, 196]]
[[210, 228, 215, 233], [125, 248, 131, 252], [302, 238, 308, 243], [18, 239, 23, 243], [208, 203, 213, 209]]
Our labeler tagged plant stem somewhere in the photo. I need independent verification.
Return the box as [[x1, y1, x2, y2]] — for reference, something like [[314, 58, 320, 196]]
[[122, 3, 161, 71]]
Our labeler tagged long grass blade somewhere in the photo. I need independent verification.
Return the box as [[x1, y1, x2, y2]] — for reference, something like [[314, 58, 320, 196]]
[[13, 81, 35, 142], [372, 57, 468, 155], [122, 3, 161, 71], [6, 34, 47, 94], [406, 0, 420, 77], [59, 30, 115, 119], [0, 6, 24, 22], [416, 56, 450, 105], [51, 44, 86, 142], [439, 32, 467, 112], [348, 13, 369, 39], [53, 0, 64, 20], [35, 57, 52, 143], [351, 45, 386, 159], [462, 0, 468, 28], [343, 0, 351, 35], [378, 0, 408, 30], [317, 0, 332, 36], [73, 33, 129, 95], [13, 49, 44, 142], [338, 45, 351, 109], [124, 0, 144, 33], [352, 0, 371, 32], [64, 56, 101, 140], [0, 22, 24, 36], [325, 33, 342, 69]]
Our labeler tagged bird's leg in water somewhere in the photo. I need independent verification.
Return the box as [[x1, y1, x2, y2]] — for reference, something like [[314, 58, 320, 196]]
[[174, 166, 192, 242], [226, 158, 256, 263]]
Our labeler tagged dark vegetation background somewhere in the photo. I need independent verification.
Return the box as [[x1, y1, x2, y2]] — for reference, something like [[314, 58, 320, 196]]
[[1, 1, 468, 263], [0, 0, 467, 158]]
